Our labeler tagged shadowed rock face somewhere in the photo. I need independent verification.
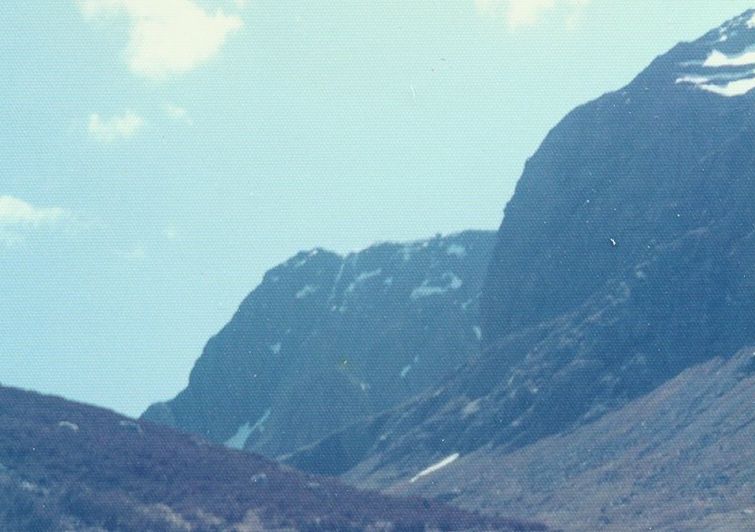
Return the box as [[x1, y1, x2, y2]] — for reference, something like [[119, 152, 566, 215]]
[[476, 8, 755, 445], [143, 231, 495, 457], [285, 11, 755, 516]]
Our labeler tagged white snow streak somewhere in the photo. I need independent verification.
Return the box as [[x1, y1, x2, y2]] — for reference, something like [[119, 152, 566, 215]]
[[410, 453, 460, 483], [446, 244, 467, 257], [411, 273, 463, 300], [346, 269, 382, 293], [296, 285, 318, 299]]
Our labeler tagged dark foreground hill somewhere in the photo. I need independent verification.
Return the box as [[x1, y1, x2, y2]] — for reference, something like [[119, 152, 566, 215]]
[[143, 231, 494, 458], [285, 10, 755, 530], [0, 385, 544, 531]]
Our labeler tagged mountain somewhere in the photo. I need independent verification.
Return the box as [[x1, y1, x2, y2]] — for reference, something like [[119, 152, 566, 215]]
[[0, 385, 545, 531], [143, 231, 494, 457], [285, 10, 755, 528]]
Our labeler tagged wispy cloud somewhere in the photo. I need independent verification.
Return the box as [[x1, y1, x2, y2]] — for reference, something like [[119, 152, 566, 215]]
[[79, 0, 243, 79], [475, 0, 590, 29], [0, 195, 67, 226], [0, 195, 69, 246], [88, 112, 144, 142], [163, 103, 191, 124]]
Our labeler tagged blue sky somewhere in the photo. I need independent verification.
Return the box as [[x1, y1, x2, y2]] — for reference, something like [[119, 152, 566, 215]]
[[1, 0, 752, 417]]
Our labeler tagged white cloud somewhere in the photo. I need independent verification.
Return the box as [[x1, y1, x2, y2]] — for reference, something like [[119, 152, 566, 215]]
[[79, 0, 243, 79], [88, 112, 144, 142], [0, 195, 68, 247], [0, 195, 67, 226], [475, 0, 590, 29]]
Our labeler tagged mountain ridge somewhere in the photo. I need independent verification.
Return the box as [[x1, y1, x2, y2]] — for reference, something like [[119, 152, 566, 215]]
[[143, 230, 495, 458]]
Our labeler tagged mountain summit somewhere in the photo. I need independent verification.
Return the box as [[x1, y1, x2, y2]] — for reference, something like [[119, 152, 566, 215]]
[[286, 11, 755, 529], [674, 10, 755, 97]]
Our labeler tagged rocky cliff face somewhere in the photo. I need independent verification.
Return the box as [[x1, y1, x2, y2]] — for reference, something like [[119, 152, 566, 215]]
[[286, 10, 755, 518], [474, 6, 755, 446], [143, 231, 495, 457]]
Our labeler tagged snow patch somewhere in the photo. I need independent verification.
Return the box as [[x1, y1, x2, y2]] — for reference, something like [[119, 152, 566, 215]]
[[291, 249, 320, 268], [446, 244, 466, 257], [225, 423, 253, 450], [399, 243, 423, 262], [677, 70, 755, 97], [356, 268, 382, 282], [225, 409, 271, 450], [411, 273, 463, 300], [675, 75, 711, 85], [295, 285, 318, 299], [676, 38, 755, 97], [699, 77, 755, 97], [57, 421, 79, 432], [704, 48, 755, 68], [346, 269, 382, 293], [328, 261, 347, 304], [410, 453, 460, 483], [462, 399, 481, 418]]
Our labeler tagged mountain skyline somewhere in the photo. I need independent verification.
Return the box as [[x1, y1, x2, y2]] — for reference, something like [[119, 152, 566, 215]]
[[3, 1, 754, 417], [277, 11, 755, 528], [142, 231, 494, 457]]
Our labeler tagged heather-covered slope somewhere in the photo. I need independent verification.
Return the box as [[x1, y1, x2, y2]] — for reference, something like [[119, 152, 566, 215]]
[[0, 385, 544, 531], [286, 10, 755, 522], [143, 231, 494, 457]]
